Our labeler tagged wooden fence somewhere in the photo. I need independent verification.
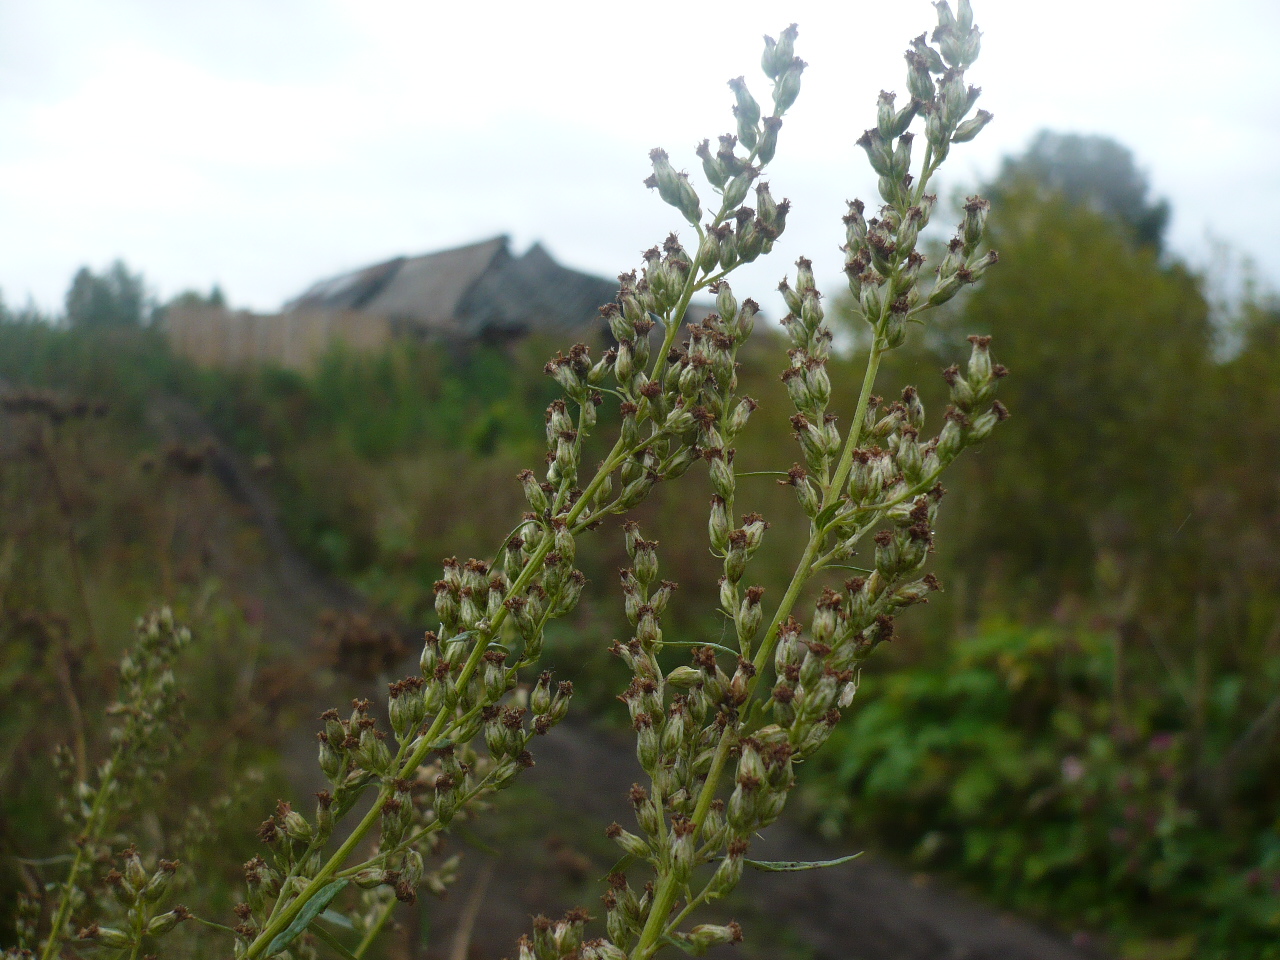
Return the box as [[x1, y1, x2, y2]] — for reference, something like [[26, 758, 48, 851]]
[[163, 305, 392, 371]]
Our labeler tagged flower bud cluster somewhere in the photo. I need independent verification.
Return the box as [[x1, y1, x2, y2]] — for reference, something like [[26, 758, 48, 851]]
[[584, 23, 804, 573], [110, 609, 189, 776], [823, 343, 1005, 564], [604, 285, 761, 558], [602, 526, 755, 950], [927, 196, 999, 308], [239, 797, 331, 943], [51, 608, 190, 894], [249, 272, 627, 932], [938, 335, 1010, 452], [648, 21, 801, 261], [845, 1, 995, 345], [73, 850, 190, 953], [314, 698, 394, 790], [603, 524, 791, 952], [778, 257, 841, 489], [517, 909, 594, 960], [763, 353, 1006, 815], [11, 895, 39, 952], [481, 671, 569, 783], [563, 11, 1010, 959], [274, 585, 572, 929]]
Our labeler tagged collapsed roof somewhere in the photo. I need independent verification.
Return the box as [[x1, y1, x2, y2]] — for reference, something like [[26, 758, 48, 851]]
[[284, 236, 618, 338]]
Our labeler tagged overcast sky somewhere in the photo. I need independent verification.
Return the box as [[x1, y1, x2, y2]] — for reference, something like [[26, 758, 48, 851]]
[[1, 0, 1276, 320]]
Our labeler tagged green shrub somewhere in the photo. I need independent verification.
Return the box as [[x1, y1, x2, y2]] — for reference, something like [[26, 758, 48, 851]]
[[805, 622, 1280, 958]]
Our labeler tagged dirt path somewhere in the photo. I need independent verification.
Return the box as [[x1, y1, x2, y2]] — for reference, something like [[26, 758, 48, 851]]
[[153, 394, 1107, 960], [420, 721, 1106, 960]]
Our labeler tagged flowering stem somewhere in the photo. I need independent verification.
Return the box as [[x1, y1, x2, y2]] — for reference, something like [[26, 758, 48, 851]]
[[246, 423, 653, 958], [630, 336, 884, 960], [38, 740, 126, 960]]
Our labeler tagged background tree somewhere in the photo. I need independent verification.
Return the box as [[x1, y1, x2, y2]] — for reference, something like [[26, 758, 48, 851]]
[[839, 155, 1210, 605], [64, 260, 149, 328], [943, 184, 1211, 594], [991, 131, 1171, 251], [163, 284, 226, 312]]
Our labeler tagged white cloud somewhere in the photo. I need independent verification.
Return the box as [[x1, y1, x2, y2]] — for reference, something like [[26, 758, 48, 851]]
[[0, 0, 1276, 315]]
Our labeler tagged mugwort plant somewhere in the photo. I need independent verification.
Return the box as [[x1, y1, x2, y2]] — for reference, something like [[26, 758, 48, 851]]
[[10, 3, 1004, 957]]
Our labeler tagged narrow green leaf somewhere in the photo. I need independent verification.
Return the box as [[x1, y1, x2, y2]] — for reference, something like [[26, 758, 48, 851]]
[[814, 501, 843, 530], [189, 914, 240, 934], [457, 827, 501, 857], [601, 853, 638, 882], [266, 879, 350, 955], [744, 852, 862, 872], [15, 854, 76, 867], [660, 934, 699, 955], [310, 920, 360, 960], [318, 910, 355, 931]]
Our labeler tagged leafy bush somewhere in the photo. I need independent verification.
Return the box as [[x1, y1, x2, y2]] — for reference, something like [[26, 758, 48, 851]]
[[805, 622, 1280, 958]]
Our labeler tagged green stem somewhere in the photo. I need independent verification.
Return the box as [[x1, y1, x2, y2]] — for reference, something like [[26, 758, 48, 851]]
[[38, 848, 87, 960], [630, 335, 886, 960], [352, 900, 396, 959], [570, 432, 665, 533], [338, 774, 496, 878], [911, 143, 936, 207], [247, 432, 642, 958], [663, 881, 713, 940], [39, 743, 125, 960], [824, 338, 886, 512], [809, 464, 946, 571]]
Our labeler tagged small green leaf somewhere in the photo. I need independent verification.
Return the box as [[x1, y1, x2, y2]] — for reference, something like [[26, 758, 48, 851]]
[[457, 827, 501, 857], [660, 934, 700, 955], [318, 910, 355, 931], [189, 914, 241, 935], [309, 921, 360, 960], [601, 853, 638, 882], [744, 852, 862, 872], [814, 501, 843, 530], [266, 879, 350, 955]]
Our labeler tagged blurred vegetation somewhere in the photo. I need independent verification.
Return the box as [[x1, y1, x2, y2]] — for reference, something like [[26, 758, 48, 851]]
[[803, 624, 1280, 960], [2, 133, 1279, 957], [64, 260, 151, 329], [991, 131, 1171, 251], [0, 320, 299, 947]]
